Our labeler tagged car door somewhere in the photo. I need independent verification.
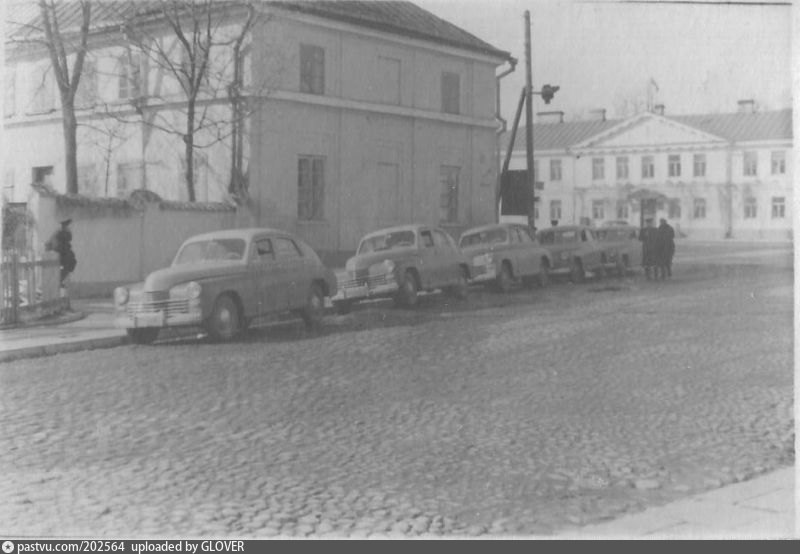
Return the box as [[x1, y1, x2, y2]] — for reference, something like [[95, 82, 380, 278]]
[[251, 236, 281, 316], [417, 228, 438, 289], [580, 228, 602, 269], [514, 225, 539, 276], [272, 236, 307, 310]]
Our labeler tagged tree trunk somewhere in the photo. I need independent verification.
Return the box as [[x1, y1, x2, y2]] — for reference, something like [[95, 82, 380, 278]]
[[184, 100, 196, 202], [62, 100, 79, 194]]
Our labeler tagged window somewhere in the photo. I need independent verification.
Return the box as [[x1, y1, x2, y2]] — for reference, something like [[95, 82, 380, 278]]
[[771, 197, 785, 219], [616, 200, 629, 220], [693, 154, 706, 177], [771, 151, 786, 175], [743, 151, 758, 176], [298, 155, 325, 220], [693, 198, 706, 219], [117, 162, 143, 197], [592, 158, 604, 180], [420, 230, 434, 248], [743, 197, 757, 219], [300, 44, 325, 95], [668, 154, 681, 178], [4, 69, 15, 117], [75, 59, 97, 108], [616, 156, 628, 180], [30, 63, 55, 113], [641, 156, 654, 179], [254, 238, 274, 261], [439, 165, 460, 223], [592, 199, 605, 220], [516, 226, 533, 242], [549, 199, 562, 221], [550, 159, 562, 181], [4, 169, 14, 199], [668, 199, 681, 219], [32, 166, 54, 186], [274, 237, 303, 259], [77, 164, 98, 195], [378, 56, 401, 105], [441, 71, 460, 114]]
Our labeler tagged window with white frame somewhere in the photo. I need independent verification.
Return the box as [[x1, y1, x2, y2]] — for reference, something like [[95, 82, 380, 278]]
[[771, 151, 786, 175], [300, 44, 325, 95], [592, 158, 604, 180], [641, 156, 654, 178], [743, 197, 757, 219], [693, 154, 706, 177], [549, 199, 562, 221], [668, 199, 681, 219], [77, 164, 98, 196], [616, 200, 628, 220], [550, 159, 562, 181], [441, 71, 460, 114], [592, 199, 605, 220], [439, 165, 460, 223], [117, 54, 140, 100], [178, 152, 209, 201], [30, 63, 55, 113], [75, 59, 97, 108], [298, 155, 325, 220], [743, 151, 758, 176], [668, 154, 681, 177], [693, 198, 706, 219], [616, 156, 628, 180], [771, 197, 785, 219]]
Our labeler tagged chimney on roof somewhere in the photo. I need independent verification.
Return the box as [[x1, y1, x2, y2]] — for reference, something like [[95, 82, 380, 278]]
[[654, 104, 665, 116], [537, 111, 564, 124], [737, 99, 756, 114], [588, 108, 606, 122]]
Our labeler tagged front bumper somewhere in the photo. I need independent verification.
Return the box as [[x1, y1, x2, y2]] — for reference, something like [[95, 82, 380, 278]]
[[114, 299, 202, 329], [468, 263, 497, 284], [332, 273, 399, 302]]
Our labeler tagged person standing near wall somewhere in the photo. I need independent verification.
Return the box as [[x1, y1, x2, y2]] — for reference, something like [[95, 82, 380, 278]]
[[639, 219, 658, 280], [656, 218, 675, 279], [46, 219, 77, 288]]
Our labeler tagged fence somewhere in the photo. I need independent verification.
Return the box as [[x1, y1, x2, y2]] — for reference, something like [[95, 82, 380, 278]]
[[1, 249, 68, 326]]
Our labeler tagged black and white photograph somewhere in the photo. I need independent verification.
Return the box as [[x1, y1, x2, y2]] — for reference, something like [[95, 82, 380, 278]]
[[0, 0, 795, 540]]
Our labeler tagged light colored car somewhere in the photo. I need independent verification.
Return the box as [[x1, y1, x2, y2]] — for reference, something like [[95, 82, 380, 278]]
[[536, 224, 608, 283], [332, 224, 470, 313], [459, 223, 552, 292], [113, 228, 337, 344], [595, 224, 642, 275]]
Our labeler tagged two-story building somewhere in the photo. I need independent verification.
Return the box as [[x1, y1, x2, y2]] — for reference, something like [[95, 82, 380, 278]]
[[504, 102, 792, 240], [3, 1, 513, 258]]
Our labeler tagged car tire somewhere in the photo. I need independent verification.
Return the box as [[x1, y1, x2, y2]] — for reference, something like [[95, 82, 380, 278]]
[[333, 299, 352, 315], [301, 283, 325, 330], [396, 270, 419, 307], [538, 261, 550, 288], [570, 258, 585, 283], [205, 293, 241, 342], [449, 267, 469, 300], [496, 261, 512, 293], [127, 328, 159, 345]]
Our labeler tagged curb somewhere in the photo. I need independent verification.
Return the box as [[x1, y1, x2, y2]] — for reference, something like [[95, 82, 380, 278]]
[[0, 334, 128, 364], [0, 310, 87, 331]]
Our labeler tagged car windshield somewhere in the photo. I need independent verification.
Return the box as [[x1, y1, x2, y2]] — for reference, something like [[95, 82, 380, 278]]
[[459, 228, 508, 248], [173, 238, 247, 265], [358, 230, 416, 254]]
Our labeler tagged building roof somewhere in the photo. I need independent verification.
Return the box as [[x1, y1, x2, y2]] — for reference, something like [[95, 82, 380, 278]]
[[7, 0, 510, 61], [505, 108, 792, 152]]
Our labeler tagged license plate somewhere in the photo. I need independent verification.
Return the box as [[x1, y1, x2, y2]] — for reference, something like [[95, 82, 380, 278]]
[[134, 311, 165, 327]]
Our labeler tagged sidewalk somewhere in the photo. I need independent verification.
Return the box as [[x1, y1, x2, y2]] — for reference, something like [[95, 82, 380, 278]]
[[563, 466, 796, 539]]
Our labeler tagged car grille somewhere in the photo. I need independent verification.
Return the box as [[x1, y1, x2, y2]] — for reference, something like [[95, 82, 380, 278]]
[[125, 299, 190, 317], [472, 265, 489, 276], [339, 272, 390, 289]]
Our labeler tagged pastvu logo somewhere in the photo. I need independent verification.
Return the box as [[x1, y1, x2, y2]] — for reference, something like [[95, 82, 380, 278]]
[[2, 541, 14, 553]]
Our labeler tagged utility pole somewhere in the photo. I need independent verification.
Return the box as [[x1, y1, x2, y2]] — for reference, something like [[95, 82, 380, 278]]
[[524, 10, 536, 232]]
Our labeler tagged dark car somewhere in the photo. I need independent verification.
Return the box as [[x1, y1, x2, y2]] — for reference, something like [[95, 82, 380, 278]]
[[536, 224, 608, 282], [595, 224, 642, 276]]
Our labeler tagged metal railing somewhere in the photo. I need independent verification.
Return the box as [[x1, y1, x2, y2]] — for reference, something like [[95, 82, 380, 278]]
[[1, 250, 68, 326]]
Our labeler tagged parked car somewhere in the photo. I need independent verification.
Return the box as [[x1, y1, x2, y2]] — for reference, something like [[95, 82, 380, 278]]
[[536, 224, 608, 283], [595, 224, 642, 276], [113, 228, 337, 344], [332, 224, 470, 313], [459, 223, 552, 292]]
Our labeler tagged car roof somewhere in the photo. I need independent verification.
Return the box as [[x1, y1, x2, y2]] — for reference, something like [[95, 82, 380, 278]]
[[182, 227, 292, 242], [460, 223, 516, 236], [360, 224, 430, 240], [537, 225, 586, 233]]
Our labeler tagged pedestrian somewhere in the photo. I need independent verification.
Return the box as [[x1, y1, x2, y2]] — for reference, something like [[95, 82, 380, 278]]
[[639, 218, 658, 280], [655, 218, 675, 279], [46, 219, 77, 287]]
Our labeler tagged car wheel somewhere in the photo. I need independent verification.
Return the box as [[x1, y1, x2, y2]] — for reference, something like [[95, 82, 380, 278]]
[[495, 261, 512, 293], [570, 258, 585, 283], [301, 283, 325, 330], [206, 294, 241, 342], [396, 270, 419, 307], [538, 261, 550, 288], [127, 328, 159, 345], [333, 299, 352, 315], [449, 267, 469, 299]]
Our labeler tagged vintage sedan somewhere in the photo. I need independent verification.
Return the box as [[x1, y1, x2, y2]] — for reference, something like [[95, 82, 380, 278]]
[[459, 223, 552, 292], [536, 224, 608, 283], [595, 224, 642, 276], [332, 224, 470, 313], [114, 228, 337, 344]]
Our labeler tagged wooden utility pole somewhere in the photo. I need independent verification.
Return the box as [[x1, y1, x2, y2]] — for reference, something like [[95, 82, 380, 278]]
[[524, 10, 536, 231]]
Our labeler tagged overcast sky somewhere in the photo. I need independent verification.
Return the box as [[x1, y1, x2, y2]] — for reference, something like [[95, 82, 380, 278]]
[[414, 0, 793, 121]]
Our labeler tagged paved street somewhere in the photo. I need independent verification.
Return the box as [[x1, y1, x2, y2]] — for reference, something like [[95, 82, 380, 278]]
[[0, 243, 793, 538]]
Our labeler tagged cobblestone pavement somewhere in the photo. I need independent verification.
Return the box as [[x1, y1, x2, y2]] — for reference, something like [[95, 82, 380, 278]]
[[0, 262, 793, 538]]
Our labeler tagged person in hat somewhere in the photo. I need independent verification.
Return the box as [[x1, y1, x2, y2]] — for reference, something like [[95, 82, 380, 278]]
[[46, 219, 77, 286]]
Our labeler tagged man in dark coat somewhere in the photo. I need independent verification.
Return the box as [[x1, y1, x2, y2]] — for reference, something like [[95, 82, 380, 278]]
[[46, 219, 77, 285], [639, 219, 658, 280], [655, 218, 675, 279]]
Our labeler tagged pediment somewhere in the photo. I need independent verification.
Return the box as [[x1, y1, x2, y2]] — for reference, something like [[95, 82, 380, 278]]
[[573, 113, 726, 151]]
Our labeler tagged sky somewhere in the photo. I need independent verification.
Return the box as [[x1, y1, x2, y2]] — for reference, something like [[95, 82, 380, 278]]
[[414, 0, 793, 122]]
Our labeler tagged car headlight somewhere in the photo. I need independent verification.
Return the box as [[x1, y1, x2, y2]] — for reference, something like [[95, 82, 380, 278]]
[[170, 281, 202, 299], [114, 286, 129, 305], [345, 258, 356, 272]]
